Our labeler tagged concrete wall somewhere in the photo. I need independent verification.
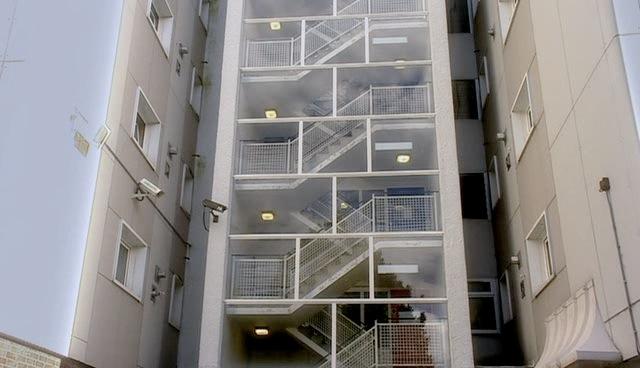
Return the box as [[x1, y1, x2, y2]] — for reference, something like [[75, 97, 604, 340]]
[[476, 0, 640, 363], [0, 0, 123, 356], [68, 0, 208, 366]]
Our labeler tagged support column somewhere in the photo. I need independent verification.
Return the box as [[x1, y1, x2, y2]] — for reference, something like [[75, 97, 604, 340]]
[[428, 0, 474, 366]]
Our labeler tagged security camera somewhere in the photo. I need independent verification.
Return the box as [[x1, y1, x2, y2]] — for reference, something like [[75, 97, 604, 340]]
[[133, 178, 164, 200], [203, 199, 227, 213]]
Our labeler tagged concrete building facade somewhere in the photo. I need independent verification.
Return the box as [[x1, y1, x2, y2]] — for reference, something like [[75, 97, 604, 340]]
[[474, 0, 640, 366]]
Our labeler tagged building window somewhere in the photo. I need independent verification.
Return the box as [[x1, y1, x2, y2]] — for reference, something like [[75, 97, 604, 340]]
[[511, 75, 533, 160], [447, 0, 470, 33], [499, 271, 513, 323], [169, 274, 184, 329], [468, 280, 500, 333], [114, 221, 148, 300], [199, 0, 210, 30], [460, 173, 489, 219], [488, 156, 501, 209], [478, 56, 490, 108], [498, 0, 519, 42], [452, 80, 479, 119], [190, 66, 204, 117], [526, 213, 554, 295], [180, 164, 194, 215], [132, 88, 162, 169], [147, 0, 174, 54]]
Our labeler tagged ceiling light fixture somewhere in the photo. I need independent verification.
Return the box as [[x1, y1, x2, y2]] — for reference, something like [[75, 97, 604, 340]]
[[261, 211, 275, 221], [264, 109, 278, 119], [340, 202, 349, 209], [394, 59, 406, 70], [396, 154, 411, 164], [254, 327, 270, 336], [269, 22, 281, 31]]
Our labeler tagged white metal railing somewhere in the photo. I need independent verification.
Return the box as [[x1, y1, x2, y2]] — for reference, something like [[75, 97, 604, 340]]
[[237, 84, 432, 175], [244, 0, 426, 68], [318, 322, 445, 368], [307, 309, 365, 349], [230, 194, 438, 299]]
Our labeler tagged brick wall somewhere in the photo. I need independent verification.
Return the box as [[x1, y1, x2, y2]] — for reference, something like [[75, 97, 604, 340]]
[[0, 334, 91, 368]]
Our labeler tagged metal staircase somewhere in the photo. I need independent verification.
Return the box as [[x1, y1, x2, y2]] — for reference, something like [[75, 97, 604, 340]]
[[236, 84, 433, 190], [229, 193, 439, 311]]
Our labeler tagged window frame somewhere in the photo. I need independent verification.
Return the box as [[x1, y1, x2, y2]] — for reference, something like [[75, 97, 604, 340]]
[[468, 279, 501, 334], [488, 155, 501, 209], [511, 74, 534, 161], [198, 0, 210, 30], [112, 220, 149, 302], [498, 0, 520, 44], [180, 163, 195, 216], [168, 274, 185, 329], [478, 56, 490, 109], [131, 87, 162, 170], [189, 66, 204, 118], [525, 212, 555, 297], [146, 0, 174, 56], [499, 271, 513, 324]]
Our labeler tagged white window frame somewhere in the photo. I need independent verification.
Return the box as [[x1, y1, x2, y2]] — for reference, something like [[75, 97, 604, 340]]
[[198, 0, 210, 30], [526, 212, 555, 297], [499, 271, 513, 323], [479, 56, 490, 109], [511, 74, 534, 161], [488, 155, 501, 209], [189, 66, 204, 118], [180, 163, 195, 216], [113, 220, 149, 301], [498, 0, 519, 43], [147, 0, 174, 56], [168, 274, 184, 329], [132, 88, 162, 170], [468, 279, 501, 334]]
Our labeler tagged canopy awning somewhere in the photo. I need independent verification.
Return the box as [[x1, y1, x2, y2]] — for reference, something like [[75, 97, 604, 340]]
[[534, 280, 621, 368]]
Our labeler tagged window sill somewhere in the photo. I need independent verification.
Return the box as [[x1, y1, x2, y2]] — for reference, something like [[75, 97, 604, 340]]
[[471, 329, 500, 335], [532, 274, 556, 299], [169, 320, 181, 331], [113, 279, 143, 303], [180, 205, 191, 219], [188, 101, 201, 121], [199, 16, 208, 33], [146, 16, 170, 59], [131, 136, 159, 172], [515, 125, 536, 163]]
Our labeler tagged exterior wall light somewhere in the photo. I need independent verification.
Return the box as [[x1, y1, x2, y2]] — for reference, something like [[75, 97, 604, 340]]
[[261, 211, 275, 221], [264, 109, 278, 119], [396, 154, 411, 164], [269, 22, 281, 31]]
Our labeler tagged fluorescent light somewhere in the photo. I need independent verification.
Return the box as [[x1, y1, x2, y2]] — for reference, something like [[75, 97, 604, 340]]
[[261, 211, 275, 221], [396, 154, 411, 164], [394, 59, 406, 70], [375, 142, 413, 151], [264, 109, 278, 119], [372, 37, 408, 45], [254, 327, 270, 336], [340, 202, 349, 209], [269, 22, 281, 30], [378, 265, 419, 274]]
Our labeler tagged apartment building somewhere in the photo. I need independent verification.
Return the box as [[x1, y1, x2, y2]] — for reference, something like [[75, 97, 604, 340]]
[[474, 0, 640, 366], [174, 0, 513, 366], [1, 0, 213, 367]]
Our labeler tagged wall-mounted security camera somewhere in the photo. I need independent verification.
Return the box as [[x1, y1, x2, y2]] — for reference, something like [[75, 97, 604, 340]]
[[488, 26, 496, 38], [496, 132, 507, 143], [203, 199, 227, 213], [133, 178, 164, 201], [178, 43, 189, 58]]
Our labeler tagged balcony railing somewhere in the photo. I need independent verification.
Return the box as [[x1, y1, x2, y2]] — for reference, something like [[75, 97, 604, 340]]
[[230, 194, 439, 300], [237, 85, 433, 176]]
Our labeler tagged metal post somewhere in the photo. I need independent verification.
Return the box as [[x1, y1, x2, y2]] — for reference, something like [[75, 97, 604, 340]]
[[368, 0, 372, 14], [294, 239, 301, 299], [282, 256, 287, 298], [332, 68, 338, 117], [368, 236, 375, 298], [373, 321, 379, 366], [364, 17, 370, 63], [331, 303, 337, 368], [301, 20, 306, 66], [290, 37, 295, 66], [371, 194, 376, 232], [368, 85, 373, 115], [298, 121, 304, 174], [286, 140, 291, 174], [366, 118, 372, 172], [237, 143, 243, 174], [332, 176, 338, 234]]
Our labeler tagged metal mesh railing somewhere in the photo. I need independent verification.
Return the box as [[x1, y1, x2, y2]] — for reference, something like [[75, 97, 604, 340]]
[[317, 327, 376, 368], [370, 0, 426, 13], [307, 309, 365, 348], [238, 141, 295, 175], [374, 195, 438, 232], [231, 258, 285, 299], [245, 39, 295, 67], [371, 85, 434, 115], [377, 323, 446, 367]]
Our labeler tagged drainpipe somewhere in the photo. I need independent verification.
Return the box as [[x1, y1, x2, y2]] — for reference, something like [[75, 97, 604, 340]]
[[599, 177, 640, 356]]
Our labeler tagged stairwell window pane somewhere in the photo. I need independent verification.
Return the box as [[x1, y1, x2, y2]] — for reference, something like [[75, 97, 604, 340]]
[[244, 0, 332, 18], [369, 16, 430, 63], [301, 120, 367, 174], [371, 118, 437, 172]]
